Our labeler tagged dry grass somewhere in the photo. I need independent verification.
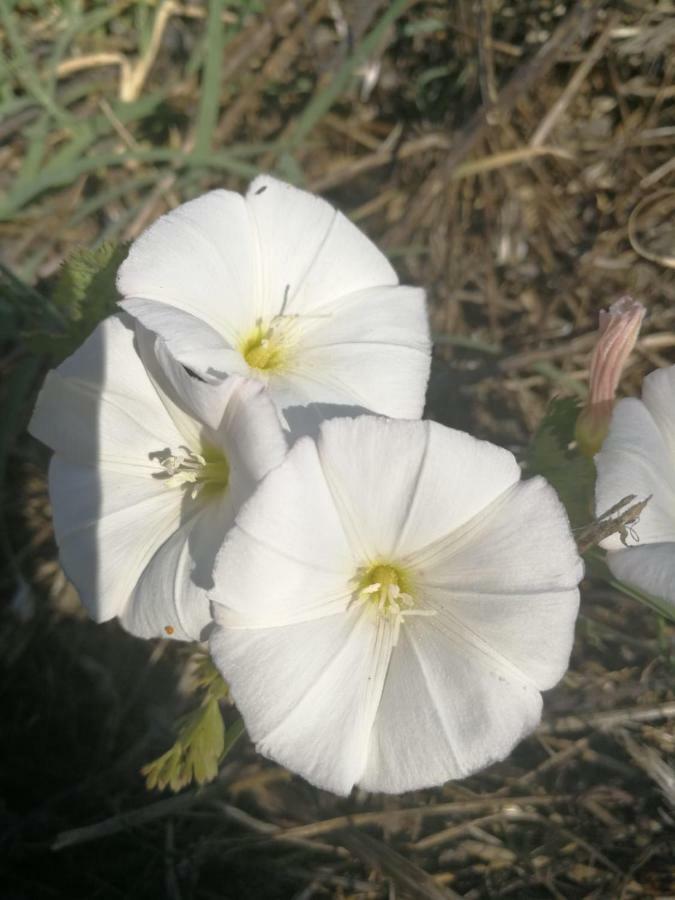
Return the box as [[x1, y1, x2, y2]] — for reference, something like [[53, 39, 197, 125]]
[[1, 1, 674, 898]]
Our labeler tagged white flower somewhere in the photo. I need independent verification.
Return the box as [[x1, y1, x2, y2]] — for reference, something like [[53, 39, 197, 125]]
[[29, 315, 287, 641], [116, 175, 431, 426], [209, 416, 582, 795], [596, 364, 675, 607]]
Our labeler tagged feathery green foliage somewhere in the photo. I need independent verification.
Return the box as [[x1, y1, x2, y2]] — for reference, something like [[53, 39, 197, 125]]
[[141, 656, 242, 793]]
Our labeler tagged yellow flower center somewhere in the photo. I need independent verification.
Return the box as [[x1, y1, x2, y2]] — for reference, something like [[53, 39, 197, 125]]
[[156, 445, 229, 499], [353, 563, 435, 645], [240, 321, 288, 373]]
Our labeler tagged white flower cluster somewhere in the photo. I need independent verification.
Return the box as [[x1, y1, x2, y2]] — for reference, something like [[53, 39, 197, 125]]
[[30, 175, 584, 795]]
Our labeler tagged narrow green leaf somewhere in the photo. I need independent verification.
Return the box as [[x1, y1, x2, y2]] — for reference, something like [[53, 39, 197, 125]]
[[194, 0, 227, 157], [0, 148, 259, 219], [285, 0, 412, 154]]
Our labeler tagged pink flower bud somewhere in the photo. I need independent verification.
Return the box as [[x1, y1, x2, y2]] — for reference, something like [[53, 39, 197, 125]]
[[576, 296, 646, 458]]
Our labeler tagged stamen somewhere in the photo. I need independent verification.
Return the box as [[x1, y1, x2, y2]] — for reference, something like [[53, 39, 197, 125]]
[[352, 563, 435, 646], [240, 307, 332, 374], [154, 446, 229, 499]]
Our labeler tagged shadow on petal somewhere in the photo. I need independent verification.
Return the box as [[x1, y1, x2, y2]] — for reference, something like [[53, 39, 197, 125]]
[[284, 402, 370, 442]]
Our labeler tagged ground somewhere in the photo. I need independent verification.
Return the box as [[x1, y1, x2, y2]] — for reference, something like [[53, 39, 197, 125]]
[[1, 1, 674, 898]]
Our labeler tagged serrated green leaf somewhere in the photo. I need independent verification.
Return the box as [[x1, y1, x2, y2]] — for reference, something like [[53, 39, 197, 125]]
[[141, 700, 225, 793], [193, 655, 229, 701], [21, 242, 132, 363], [53, 241, 128, 324]]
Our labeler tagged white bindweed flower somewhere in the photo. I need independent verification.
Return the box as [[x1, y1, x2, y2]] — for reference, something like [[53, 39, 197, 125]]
[[595, 364, 675, 608], [29, 315, 286, 641], [116, 175, 431, 427], [209, 416, 582, 795]]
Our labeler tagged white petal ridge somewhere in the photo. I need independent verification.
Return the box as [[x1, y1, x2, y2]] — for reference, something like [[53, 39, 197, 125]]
[[211, 609, 393, 795], [117, 189, 255, 338], [360, 620, 542, 793]]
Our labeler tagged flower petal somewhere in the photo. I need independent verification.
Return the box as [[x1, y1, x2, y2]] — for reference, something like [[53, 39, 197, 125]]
[[360, 617, 542, 793], [246, 175, 397, 319], [122, 498, 234, 641], [315, 417, 521, 560], [300, 285, 428, 351], [142, 327, 287, 488], [411, 475, 583, 595], [642, 365, 675, 454], [206, 375, 288, 499], [606, 543, 675, 608], [317, 416, 429, 559], [295, 342, 430, 420], [393, 421, 522, 557], [265, 285, 430, 420], [29, 315, 186, 467], [49, 457, 184, 622], [426, 586, 580, 691], [120, 299, 246, 383], [117, 189, 255, 338], [210, 608, 392, 795], [210, 437, 353, 624], [596, 397, 675, 551]]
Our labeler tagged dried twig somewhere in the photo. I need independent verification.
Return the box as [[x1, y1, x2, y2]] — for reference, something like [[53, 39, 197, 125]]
[[530, 19, 615, 147], [539, 702, 675, 736], [575, 495, 652, 555], [266, 795, 573, 842], [387, 0, 606, 245], [339, 828, 462, 900]]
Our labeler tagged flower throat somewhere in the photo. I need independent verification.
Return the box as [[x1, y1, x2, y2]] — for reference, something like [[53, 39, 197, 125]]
[[353, 563, 435, 645]]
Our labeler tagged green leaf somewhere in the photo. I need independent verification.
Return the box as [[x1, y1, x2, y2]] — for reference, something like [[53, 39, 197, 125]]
[[22, 242, 130, 363], [527, 396, 595, 528], [142, 699, 226, 793], [536, 395, 582, 446], [53, 242, 128, 323], [284, 0, 412, 154], [193, 0, 227, 157], [141, 657, 237, 793], [191, 654, 230, 701]]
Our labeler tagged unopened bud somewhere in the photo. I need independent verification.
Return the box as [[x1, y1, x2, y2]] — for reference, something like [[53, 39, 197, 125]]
[[576, 296, 646, 457]]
